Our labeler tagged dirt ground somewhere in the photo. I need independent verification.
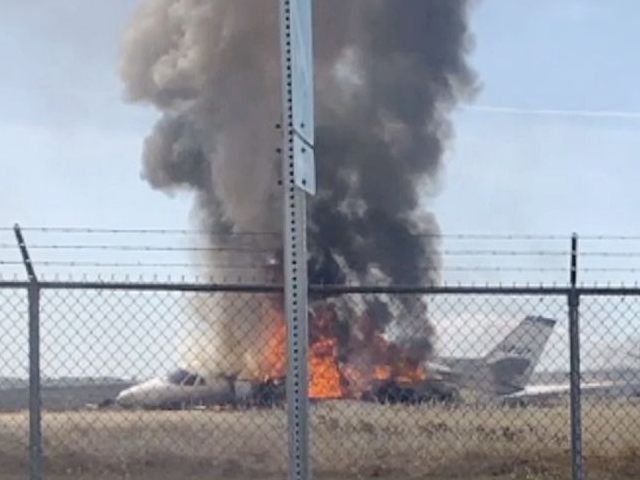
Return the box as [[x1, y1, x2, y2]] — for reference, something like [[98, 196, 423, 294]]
[[0, 474, 636, 480], [0, 400, 639, 479]]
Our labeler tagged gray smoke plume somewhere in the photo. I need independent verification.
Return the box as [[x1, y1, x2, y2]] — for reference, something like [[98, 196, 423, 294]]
[[120, 1, 282, 236], [120, 0, 476, 381]]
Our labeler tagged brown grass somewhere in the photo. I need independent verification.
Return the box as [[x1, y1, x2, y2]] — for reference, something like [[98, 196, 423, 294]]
[[1, 400, 639, 479]]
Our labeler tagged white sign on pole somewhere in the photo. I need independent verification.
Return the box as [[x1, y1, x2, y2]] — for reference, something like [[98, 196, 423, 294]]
[[289, 0, 316, 194]]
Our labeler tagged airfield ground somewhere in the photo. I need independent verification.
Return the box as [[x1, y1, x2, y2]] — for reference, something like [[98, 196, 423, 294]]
[[0, 401, 638, 479]]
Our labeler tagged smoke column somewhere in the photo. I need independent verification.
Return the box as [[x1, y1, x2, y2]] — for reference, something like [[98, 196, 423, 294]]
[[120, 0, 477, 380]]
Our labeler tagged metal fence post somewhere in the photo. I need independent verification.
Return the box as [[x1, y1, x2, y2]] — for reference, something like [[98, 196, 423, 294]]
[[14, 224, 43, 480], [568, 233, 583, 480], [27, 283, 43, 480]]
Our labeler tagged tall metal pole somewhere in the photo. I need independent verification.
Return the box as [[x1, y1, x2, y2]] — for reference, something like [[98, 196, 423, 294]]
[[279, 1, 315, 479], [568, 233, 583, 480], [27, 284, 42, 480], [14, 224, 43, 480]]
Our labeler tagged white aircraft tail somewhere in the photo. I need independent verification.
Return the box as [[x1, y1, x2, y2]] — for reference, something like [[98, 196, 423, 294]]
[[484, 316, 556, 394]]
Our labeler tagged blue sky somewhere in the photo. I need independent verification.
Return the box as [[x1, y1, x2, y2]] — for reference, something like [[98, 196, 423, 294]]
[[1, 1, 639, 376], [1, 0, 639, 237], [434, 0, 640, 237], [1, 1, 640, 283], [0, 1, 185, 230]]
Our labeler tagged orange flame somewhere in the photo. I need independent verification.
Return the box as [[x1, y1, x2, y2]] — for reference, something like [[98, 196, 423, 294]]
[[308, 337, 343, 398], [374, 365, 392, 380], [260, 301, 428, 399]]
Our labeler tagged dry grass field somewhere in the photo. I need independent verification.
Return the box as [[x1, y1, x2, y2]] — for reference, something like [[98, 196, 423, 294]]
[[0, 400, 639, 479]]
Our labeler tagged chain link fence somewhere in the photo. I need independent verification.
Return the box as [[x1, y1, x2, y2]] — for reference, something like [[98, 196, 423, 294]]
[[0, 286, 29, 478], [579, 294, 640, 477], [39, 286, 288, 478], [307, 291, 572, 479], [1, 282, 639, 479]]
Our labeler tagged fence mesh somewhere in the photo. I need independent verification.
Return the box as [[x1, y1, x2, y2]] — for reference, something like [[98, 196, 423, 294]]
[[0, 287, 29, 478], [1, 285, 640, 479], [580, 295, 640, 477], [307, 292, 571, 478], [38, 288, 288, 478]]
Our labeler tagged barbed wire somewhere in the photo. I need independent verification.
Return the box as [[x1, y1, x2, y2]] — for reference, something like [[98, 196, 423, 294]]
[[581, 267, 640, 273], [442, 249, 569, 256], [0, 227, 581, 240], [0, 244, 571, 256], [3, 227, 640, 284], [581, 252, 640, 257], [6, 259, 640, 274], [580, 235, 640, 241], [0, 243, 276, 253], [0, 259, 571, 273], [8, 242, 640, 258], [12, 261, 277, 270], [3, 227, 281, 236], [5, 226, 640, 240], [439, 266, 568, 272]]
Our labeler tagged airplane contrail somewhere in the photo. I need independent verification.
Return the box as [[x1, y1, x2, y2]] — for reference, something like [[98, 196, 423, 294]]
[[464, 105, 640, 120]]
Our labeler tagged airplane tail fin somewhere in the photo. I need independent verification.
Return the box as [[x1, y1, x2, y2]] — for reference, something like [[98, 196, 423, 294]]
[[484, 316, 556, 394]]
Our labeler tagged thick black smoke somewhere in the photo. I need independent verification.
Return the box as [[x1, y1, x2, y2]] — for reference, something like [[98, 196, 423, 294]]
[[120, 0, 476, 379], [311, 1, 476, 286]]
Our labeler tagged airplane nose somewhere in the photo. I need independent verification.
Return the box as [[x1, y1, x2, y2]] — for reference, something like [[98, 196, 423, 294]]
[[115, 389, 134, 407]]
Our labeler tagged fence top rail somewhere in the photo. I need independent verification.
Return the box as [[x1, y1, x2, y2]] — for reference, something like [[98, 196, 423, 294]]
[[36, 280, 284, 293], [0, 281, 30, 289], [572, 286, 640, 296], [310, 284, 573, 295], [0, 280, 568, 295], [2, 280, 640, 295]]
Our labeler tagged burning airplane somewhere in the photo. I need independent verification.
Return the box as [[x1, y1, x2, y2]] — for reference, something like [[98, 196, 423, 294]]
[[119, 0, 478, 404], [115, 315, 557, 409]]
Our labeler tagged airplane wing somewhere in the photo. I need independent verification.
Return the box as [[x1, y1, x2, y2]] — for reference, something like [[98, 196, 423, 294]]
[[425, 361, 455, 376], [503, 380, 619, 402]]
